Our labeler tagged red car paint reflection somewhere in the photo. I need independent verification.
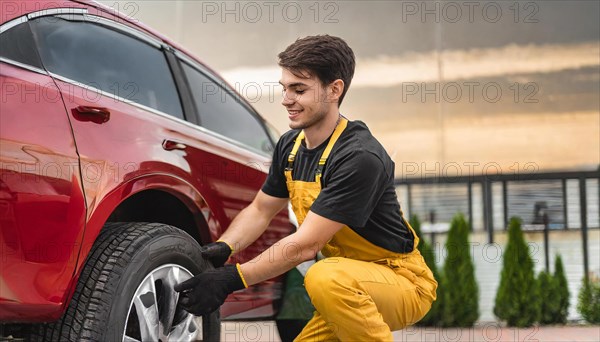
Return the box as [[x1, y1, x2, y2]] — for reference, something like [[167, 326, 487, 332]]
[[0, 0, 291, 323]]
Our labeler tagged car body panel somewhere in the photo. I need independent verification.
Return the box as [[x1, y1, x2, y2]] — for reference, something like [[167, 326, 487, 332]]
[[0, 63, 86, 321], [0, 0, 292, 323]]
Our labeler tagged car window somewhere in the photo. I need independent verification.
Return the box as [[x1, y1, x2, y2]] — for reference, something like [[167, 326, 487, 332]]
[[181, 61, 273, 154], [0, 22, 44, 69], [29, 16, 183, 119], [264, 121, 281, 144]]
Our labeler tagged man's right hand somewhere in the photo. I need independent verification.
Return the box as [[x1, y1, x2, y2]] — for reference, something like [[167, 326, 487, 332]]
[[201, 241, 233, 268]]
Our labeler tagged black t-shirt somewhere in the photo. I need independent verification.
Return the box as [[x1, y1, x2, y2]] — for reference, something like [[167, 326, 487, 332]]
[[262, 120, 414, 253]]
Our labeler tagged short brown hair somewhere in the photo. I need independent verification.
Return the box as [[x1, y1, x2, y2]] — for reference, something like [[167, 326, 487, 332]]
[[278, 35, 355, 106]]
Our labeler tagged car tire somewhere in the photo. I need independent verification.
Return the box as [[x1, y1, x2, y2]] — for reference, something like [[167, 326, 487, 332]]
[[29, 222, 220, 342]]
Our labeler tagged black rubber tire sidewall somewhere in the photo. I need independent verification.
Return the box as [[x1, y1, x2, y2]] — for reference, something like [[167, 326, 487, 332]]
[[86, 223, 220, 341]]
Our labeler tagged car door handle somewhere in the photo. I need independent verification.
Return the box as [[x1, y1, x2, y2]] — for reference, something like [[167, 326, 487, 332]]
[[162, 139, 187, 151], [72, 106, 110, 124]]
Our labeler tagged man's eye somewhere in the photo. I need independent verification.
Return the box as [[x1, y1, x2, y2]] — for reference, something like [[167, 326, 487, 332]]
[[296, 90, 305, 94]]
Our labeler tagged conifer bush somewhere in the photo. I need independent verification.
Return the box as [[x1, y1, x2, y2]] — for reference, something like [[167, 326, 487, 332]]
[[538, 270, 560, 324], [442, 213, 479, 327], [494, 217, 540, 327], [554, 255, 570, 324], [538, 254, 570, 325], [577, 275, 600, 324], [410, 214, 444, 326]]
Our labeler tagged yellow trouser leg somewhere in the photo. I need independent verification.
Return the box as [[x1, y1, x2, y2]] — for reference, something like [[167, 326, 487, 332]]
[[296, 257, 432, 341]]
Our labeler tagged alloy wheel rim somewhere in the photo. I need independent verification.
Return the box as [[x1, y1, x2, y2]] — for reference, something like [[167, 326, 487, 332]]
[[122, 264, 201, 342]]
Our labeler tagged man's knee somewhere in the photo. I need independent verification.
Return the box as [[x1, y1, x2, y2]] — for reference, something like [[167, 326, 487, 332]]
[[304, 258, 353, 300]]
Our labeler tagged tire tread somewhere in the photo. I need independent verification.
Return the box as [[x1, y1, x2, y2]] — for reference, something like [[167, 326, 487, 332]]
[[28, 222, 215, 341]]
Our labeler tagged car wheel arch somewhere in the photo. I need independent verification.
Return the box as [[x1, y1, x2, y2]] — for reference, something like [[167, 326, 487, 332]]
[[63, 174, 220, 307], [88, 173, 218, 244]]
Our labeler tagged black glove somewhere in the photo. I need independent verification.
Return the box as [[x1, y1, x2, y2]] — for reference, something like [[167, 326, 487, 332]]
[[201, 241, 233, 268], [174, 264, 247, 316]]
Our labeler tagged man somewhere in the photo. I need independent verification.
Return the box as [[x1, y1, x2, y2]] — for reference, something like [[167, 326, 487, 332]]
[[175, 35, 437, 341]]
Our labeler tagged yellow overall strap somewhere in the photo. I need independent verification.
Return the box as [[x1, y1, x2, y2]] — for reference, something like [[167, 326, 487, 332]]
[[316, 117, 348, 183], [284, 131, 305, 179], [284, 117, 348, 182], [288, 131, 305, 164]]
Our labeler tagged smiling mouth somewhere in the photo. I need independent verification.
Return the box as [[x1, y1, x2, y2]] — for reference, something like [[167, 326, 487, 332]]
[[288, 110, 303, 116]]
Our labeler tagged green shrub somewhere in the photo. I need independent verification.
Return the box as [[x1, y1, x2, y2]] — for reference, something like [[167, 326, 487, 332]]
[[410, 214, 444, 326], [554, 255, 570, 324], [442, 213, 479, 327], [494, 217, 540, 327], [577, 275, 600, 324], [537, 254, 570, 325], [538, 270, 560, 324]]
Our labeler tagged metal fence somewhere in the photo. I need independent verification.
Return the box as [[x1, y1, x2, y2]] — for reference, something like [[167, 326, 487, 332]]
[[395, 169, 599, 279]]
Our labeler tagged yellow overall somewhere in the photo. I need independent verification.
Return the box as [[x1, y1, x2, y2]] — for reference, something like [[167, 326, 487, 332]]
[[285, 118, 437, 341]]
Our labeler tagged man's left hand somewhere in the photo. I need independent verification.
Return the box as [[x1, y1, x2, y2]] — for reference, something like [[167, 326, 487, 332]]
[[174, 264, 247, 316]]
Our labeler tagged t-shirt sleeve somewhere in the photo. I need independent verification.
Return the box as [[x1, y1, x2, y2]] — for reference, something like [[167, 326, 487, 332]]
[[311, 150, 388, 227], [261, 136, 290, 198]]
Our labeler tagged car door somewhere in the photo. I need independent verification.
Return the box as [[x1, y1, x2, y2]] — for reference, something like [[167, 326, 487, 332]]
[[27, 11, 187, 220], [0, 18, 86, 320], [26, 10, 236, 266]]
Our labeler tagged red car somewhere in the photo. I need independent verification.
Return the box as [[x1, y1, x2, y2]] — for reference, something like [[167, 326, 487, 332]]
[[0, 1, 294, 340]]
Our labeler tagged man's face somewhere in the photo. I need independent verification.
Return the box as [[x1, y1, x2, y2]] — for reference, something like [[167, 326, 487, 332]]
[[279, 68, 331, 130]]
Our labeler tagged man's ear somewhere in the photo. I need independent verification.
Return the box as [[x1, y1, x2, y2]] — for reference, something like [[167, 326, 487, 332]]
[[328, 79, 345, 103]]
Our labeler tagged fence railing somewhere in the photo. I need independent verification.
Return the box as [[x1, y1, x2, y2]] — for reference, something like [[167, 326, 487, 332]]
[[395, 169, 599, 281]]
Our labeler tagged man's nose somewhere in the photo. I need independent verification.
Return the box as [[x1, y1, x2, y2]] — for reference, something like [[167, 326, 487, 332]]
[[281, 93, 294, 106]]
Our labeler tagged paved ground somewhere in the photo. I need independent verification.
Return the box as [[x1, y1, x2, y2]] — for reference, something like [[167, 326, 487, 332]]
[[221, 321, 600, 342]]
